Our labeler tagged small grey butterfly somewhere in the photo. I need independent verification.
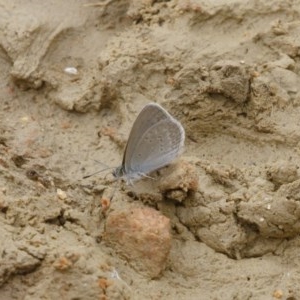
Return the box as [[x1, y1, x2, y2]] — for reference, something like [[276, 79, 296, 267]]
[[113, 103, 185, 184]]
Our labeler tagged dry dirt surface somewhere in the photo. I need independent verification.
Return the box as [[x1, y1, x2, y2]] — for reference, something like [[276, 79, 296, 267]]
[[1, 0, 300, 299]]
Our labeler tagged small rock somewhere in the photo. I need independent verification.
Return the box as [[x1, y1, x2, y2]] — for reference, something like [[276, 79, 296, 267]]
[[53, 256, 73, 271], [105, 207, 171, 278], [57, 189, 67, 200], [273, 289, 283, 299], [64, 67, 78, 75]]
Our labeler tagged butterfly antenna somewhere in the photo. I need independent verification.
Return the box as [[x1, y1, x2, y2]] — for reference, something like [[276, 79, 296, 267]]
[[93, 160, 109, 169], [83, 166, 115, 179]]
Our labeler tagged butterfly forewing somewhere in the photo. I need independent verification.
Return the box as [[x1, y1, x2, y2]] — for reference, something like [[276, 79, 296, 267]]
[[122, 103, 172, 167], [123, 103, 185, 179]]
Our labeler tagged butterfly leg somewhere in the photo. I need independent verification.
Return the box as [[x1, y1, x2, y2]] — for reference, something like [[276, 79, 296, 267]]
[[138, 172, 157, 181]]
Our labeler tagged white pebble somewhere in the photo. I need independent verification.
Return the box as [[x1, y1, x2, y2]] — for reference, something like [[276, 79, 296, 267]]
[[57, 188, 67, 200], [64, 67, 78, 75]]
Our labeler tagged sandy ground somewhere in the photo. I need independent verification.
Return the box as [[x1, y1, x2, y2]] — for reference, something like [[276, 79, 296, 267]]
[[1, 0, 300, 299]]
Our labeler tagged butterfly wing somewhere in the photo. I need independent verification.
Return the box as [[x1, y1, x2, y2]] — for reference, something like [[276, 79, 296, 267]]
[[122, 103, 171, 166], [124, 103, 185, 178]]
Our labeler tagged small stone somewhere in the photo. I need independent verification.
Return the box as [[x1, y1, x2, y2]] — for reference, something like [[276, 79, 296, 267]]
[[273, 289, 283, 299], [64, 67, 78, 75], [105, 207, 171, 278], [53, 256, 73, 271], [56, 188, 67, 200], [98, 277, 113, 290], [100, 197, 111, 213]]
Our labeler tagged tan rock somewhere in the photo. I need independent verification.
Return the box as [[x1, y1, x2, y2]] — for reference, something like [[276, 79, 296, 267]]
[[105, 207, 171, 278]]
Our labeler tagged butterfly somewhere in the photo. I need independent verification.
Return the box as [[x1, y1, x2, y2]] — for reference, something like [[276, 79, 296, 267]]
[[113, 103, 185, 184]]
